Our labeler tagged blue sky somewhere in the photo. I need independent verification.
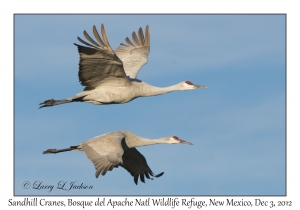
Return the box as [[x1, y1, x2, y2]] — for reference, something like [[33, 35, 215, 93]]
[[14, 14, 285, 196]]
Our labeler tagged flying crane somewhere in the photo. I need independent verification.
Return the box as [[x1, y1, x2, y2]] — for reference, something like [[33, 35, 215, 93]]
[[39, 24, 207, 108], [43, 130, 193, 184]]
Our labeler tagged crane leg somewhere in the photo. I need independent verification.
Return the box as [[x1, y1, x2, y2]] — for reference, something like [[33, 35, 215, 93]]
[[39, 99, 71, 109], [43, 146, 79, 154]]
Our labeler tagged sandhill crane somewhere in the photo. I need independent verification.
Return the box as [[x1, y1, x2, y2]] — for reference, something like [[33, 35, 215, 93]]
[[39, 24, 207, 108], [43, 130, 193, 184]]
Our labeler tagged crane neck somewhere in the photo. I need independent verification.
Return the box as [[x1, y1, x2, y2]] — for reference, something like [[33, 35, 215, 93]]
[[133, 138, 165, 148], [122, 131, 166, 148], [121, 131, 166, 149], [136, 82, 183, 97]]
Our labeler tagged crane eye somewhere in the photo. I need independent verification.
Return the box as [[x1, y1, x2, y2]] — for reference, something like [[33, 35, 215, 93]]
[[173, 136, 179, 140], [185, 81, 193, 85]]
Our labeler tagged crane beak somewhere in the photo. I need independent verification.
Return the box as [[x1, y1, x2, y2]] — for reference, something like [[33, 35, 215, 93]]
[[193, 84, 208, 88], [179, 139, 193, 145]]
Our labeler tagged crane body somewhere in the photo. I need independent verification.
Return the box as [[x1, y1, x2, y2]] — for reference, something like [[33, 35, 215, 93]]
[[43, 130, 193, 185], [46, 80, 205, 106]]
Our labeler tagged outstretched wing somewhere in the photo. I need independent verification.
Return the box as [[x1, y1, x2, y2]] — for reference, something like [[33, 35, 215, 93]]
[[81, 131, 163, 185], [121, 148, 164, 185], [115, 25, 150, 79], [75, 24, 130, 91], [81, 132, 125, 177]]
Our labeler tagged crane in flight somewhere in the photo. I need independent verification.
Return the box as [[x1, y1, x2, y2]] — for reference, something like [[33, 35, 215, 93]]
[[39, 24, 207, 108], [43, 130, 193, 185]]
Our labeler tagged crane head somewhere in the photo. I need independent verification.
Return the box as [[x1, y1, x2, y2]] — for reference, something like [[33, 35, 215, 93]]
[[182, 81, 208, 90], [167, 136, 193, 145]]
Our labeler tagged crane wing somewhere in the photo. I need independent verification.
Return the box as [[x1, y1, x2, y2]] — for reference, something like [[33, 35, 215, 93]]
[[81, 132, 125, 177], [74, 24, 130, 91], [121, 148, 164, 185], [115, 25, 150, 79], [81, 131, 163, 185]]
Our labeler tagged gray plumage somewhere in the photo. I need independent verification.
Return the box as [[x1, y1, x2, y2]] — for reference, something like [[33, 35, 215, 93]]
[[43, 130, 193, 185], [39, 24, 207, 108]]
